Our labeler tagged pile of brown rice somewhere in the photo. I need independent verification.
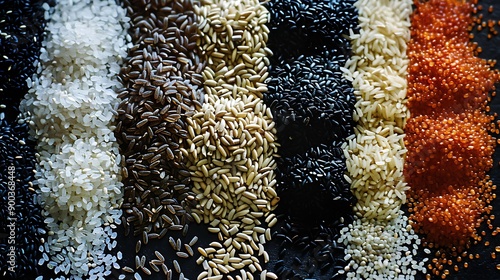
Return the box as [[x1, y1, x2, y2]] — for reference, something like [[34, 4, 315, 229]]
[[186, 0, 279, 278]]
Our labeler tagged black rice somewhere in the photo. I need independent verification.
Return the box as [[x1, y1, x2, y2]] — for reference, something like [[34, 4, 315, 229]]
[[276, 143, 355, 224], [268, 144, 355, 278], [265, 53, 355, 157], [263, 0, 358, 277], [271, 216, 351, 280], [0, 1, 49, 277], [0, 115, 45, 279], [0, 0, 49, 122], [266, 0, 357, 58]]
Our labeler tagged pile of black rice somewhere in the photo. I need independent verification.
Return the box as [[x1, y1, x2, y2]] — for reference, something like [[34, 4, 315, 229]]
[[0, 0, 49, 122], [0, 1, 49, 279], [0, 116, 45, 280], [263, 0, 358, 279]]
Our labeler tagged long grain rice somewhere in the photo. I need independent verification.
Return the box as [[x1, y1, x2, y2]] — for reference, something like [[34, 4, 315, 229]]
[[340, 0, 425, 279]]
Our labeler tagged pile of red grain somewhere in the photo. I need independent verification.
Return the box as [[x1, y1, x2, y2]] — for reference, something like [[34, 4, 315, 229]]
[[405, 0, 498, 256]]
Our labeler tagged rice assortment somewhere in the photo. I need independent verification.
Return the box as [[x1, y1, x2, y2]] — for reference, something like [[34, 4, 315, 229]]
[[20, 0, 129, 278], [264, 0, 358, 278], [0, 0, 499, 279], [339, 0, 427, 278]]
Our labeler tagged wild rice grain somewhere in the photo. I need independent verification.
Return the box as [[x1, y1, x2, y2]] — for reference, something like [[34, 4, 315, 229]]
[[154, 251, 165, 262], [173, 259, 181, 274], [136, 240, 142, 253], [122, 266, 135, 273], [118, 0, 204, 238], [189, 236, 199, 246]]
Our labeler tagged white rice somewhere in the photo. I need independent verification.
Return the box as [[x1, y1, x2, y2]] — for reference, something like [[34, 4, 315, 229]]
[[340, 0, 425, 279], [339, 211, 428, 280], [341, 0, 411, 220], [21, 0, 130, 278]]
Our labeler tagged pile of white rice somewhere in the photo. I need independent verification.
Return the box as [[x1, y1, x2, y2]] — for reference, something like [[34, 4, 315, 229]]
[[340, 0, 425, 278], [342, 0, 411, 220], [21, 0, 130, 279], [339, 211, 427, 279]]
